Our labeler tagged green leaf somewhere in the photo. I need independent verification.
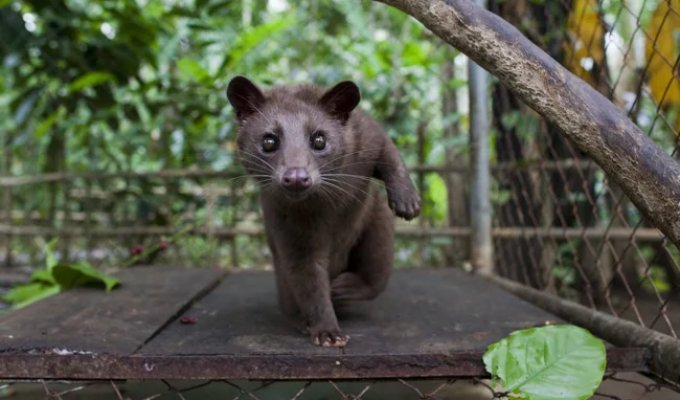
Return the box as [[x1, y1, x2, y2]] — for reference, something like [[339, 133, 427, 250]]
[[402, 41, 430, 67], [223, 15, 296, 70], [3, 283, 60, 308], [33, 109, 62, 139], [177, 58, 211, 82], [425, 174, 447, 221], [483, 325, 606, 400], [52, 262, 120, 291], [446, 78, 468, 90], [642, 265, 671, 293], [68, 72, 115, 93], [30, 269, 56, 285], [45, 238, 59, 271], [500, 111, 521, 131]]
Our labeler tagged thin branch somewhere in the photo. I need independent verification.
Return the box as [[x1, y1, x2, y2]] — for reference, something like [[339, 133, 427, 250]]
[[487, 273, 680, 380]]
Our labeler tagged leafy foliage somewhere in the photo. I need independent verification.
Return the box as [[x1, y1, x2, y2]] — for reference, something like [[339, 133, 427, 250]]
[[0, 0, 455, 174], [483, 325, 606, 400], [0, 0, 466, 269], [3, 240, 120, 308], [0, 0, 677, 279], [52, 262, 120, 291]]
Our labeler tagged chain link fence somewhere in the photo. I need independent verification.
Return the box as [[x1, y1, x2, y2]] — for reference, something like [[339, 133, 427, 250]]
[[489, 0, 680, 339], [0, 374, 676, 400], [1, 0, 680, 398]]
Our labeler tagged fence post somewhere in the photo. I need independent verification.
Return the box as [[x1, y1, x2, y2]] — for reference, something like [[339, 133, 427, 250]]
[[468, 0, 493, 275], [442, 50, 470, 267], [416, 120, 427, 266], [1, 130, 12, 267]]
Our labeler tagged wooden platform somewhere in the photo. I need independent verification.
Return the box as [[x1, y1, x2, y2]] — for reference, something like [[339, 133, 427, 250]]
[[0, 267, 649, 380]]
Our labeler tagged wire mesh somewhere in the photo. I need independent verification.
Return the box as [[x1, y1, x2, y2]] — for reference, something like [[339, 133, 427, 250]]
[[1, 0, 680, 396], [0, 374, 676, 400], [490, 0, 680, 336]]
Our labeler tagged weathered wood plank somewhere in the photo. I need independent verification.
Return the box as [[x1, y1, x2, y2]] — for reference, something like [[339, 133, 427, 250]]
[[140, 269, 558, 357], [0, 268, 650, 380], [0, 348, 649, 380], [0, 267, 224, 355], [341, 269, 558, 355], [140, 270, 330, 356]]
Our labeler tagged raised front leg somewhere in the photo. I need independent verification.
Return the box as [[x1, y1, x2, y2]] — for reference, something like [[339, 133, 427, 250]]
[[374, 138, 421, 220], [281, 260, 349, 347]]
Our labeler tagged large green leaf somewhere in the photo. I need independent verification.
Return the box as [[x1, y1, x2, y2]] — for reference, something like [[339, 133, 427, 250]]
[[30, 269, 56, 285], [3, 283, 60, 309], [483, 325, 606, 400], [52, 262, 120, 291], [4, 254, 120, 309]]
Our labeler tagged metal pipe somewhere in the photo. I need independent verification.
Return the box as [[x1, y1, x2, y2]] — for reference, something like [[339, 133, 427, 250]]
[[468, 0, 493, 275]]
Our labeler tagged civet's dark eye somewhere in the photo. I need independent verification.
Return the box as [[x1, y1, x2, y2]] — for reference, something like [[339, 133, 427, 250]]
[[262, 133, 279, 153], [311, 131, 326, 151]]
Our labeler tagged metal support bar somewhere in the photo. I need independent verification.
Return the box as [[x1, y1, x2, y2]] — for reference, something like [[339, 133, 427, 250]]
[[468, 0, 493, 275]]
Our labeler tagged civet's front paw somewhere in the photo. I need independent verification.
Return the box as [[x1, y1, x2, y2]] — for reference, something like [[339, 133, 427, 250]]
[[387, 182, 421, 221], [310, 327, 350, 347]]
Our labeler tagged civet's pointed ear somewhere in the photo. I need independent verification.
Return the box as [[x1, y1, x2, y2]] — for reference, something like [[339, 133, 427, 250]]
[[226, 76, 266, 122], [319, 81, 360, 123]]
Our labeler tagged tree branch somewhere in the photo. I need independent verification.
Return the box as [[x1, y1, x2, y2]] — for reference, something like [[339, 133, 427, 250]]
[[488, 273, 680, 381], [374, 0, 680, 247]]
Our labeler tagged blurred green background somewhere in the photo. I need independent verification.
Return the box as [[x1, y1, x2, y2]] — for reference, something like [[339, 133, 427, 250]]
[[0, 0, 679, 311]]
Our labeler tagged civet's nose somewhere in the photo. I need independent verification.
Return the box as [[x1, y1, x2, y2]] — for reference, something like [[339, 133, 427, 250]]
[[282, 167, 312, 192]]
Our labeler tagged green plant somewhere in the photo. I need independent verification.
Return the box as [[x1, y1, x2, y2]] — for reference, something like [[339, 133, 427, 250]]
[[642, 265, 672, 293], [3, 240, 120, 309], [177, 236, 220, 267], [483, 325, 606, 400]]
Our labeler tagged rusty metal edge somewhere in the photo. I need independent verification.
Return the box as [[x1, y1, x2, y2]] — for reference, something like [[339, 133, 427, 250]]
[[0, 348, 649, 381]]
